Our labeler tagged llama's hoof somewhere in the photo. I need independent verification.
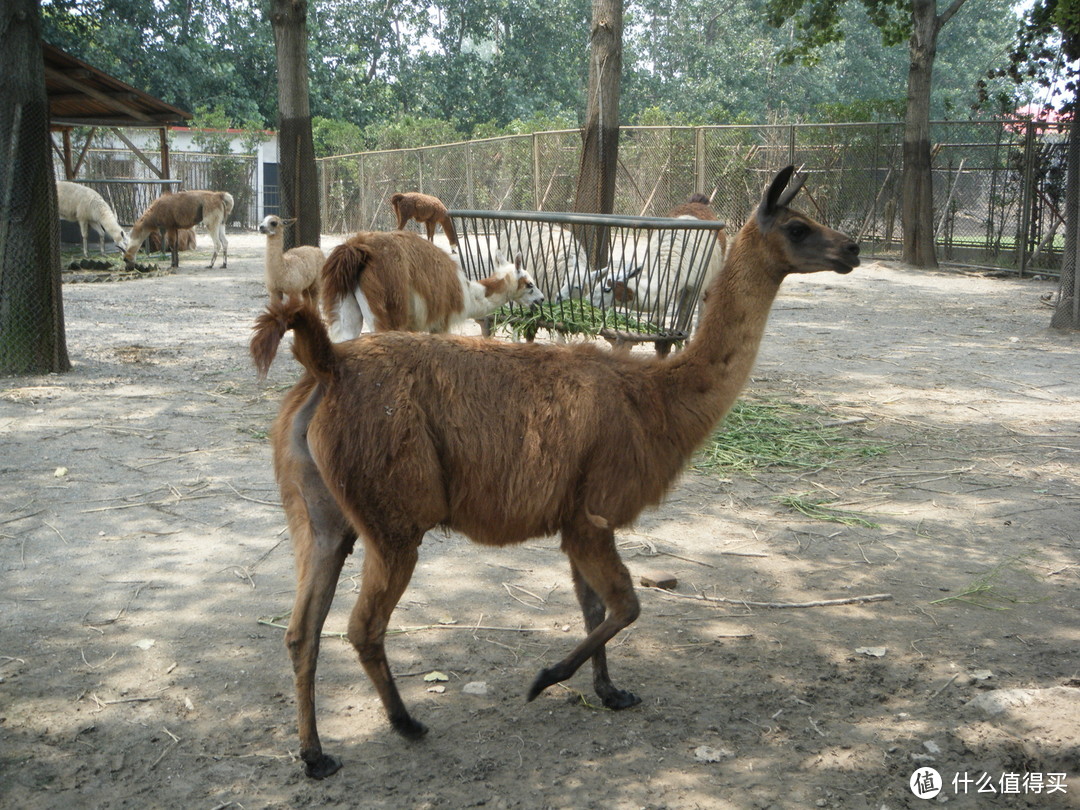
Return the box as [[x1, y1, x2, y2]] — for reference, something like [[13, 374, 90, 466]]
[[527, 666, 564, 702], [392, 715, 428, 740], [600, 688, 642, 710], [303, 753, 343, 780]]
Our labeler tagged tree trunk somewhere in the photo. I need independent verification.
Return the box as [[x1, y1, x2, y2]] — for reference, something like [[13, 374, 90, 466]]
[[901, 0, 940, 268], [0, 0, 70, 375], [574, 0, 623, 269], [1051, 109, 1080, 330], [269, 0, 319, 250]]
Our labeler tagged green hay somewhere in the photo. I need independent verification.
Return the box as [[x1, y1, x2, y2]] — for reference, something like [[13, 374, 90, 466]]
[[777, 493, 880, 529], [489, 300, 663, 340], [694, 398, 888, 475]]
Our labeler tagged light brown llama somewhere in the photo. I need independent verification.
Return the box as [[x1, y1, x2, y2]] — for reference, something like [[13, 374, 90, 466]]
[[249, 166, 860, 779], [260, 214, 324, 306], [390, 191, 459, 248], [320, 229, 543, 341], [123, 190, 233, 269]]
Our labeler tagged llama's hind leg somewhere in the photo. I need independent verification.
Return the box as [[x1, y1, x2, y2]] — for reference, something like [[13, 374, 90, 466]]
[[283, 484, 355, 779], [527, 522, 641, 707], [347, 533, 427, 739]]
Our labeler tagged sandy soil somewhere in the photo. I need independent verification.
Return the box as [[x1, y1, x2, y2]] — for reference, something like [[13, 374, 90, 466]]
[[1, 233, 1078, 809]]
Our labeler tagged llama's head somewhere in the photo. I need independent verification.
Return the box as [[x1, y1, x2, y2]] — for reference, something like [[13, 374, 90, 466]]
[[754, 165, 860, 277], [591, 263, 642, 308], [557, 265, 609, 304], [259, 215, 296, 238], [509, 254, 545, 308]]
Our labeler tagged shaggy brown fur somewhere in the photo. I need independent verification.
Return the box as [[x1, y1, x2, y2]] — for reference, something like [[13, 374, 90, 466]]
[[321, 229, 541, 340], [250, 166, 860, 779], [123, 190, 233, 269], [390, 191, 459, 247]]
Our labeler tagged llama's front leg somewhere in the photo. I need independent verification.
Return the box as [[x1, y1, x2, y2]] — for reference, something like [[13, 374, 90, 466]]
[[527, 523, 641, 706], [570, 562, 642, 709], [348, 535, 427, 739]]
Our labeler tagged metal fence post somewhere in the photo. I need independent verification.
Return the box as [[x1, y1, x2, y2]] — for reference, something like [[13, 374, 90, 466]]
[[532, 133, 541, 211], [1017, 120, 1037, 277], [695, 126, 706, 194], [466, 140, 475, 209]]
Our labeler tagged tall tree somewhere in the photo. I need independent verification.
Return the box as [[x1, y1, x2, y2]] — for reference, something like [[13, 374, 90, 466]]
[[991, 0, 1080, 329], [1, 0, 71, 375], [269, 0, 320, 249], [574, 0, 623, 269], [766, 0, 969, 268]]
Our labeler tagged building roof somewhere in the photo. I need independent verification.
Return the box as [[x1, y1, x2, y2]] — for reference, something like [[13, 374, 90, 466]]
[[44, 41, 192, 129]]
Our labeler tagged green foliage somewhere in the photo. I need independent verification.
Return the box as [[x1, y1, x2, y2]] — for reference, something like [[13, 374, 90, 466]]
[[312, 117, 367, 157], [362, 116, 465, 151], [815, 98, 905, 122], [985, 0, 1080, 114], [41, 0, 1027, 142]]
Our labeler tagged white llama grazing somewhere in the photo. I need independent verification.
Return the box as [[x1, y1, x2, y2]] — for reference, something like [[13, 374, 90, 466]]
[[56, 181, 128, 257]]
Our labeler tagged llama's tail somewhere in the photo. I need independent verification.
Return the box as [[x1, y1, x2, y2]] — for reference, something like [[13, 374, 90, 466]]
[[320, 240, 374, 315], [221, 192, 235, 217], [251, 299, 337, 385]]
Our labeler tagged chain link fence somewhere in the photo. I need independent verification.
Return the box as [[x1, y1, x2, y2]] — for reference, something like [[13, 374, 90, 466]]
[[54, 149, 260, 228], [319, 121, 1071, 277]]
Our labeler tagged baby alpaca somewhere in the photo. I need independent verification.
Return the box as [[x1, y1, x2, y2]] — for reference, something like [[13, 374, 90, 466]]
[[260, 215, 325, 306]]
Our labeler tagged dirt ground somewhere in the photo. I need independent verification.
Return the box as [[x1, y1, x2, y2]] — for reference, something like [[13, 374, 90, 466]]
[[2, 233, 1079, 810]]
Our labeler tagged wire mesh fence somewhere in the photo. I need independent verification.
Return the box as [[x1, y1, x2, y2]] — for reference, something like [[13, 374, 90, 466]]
[[320, 120, 1071, 277], [452, 209, 726, 351], [40, 120, 1072, 279], [53, 149, 260, 228]]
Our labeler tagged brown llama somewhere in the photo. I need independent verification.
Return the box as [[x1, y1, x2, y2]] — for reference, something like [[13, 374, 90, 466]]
[[249, 166, 860, 779], [123, 190, 233, 269], [390, 191, 459, 248], [320, 229, 542, 341]]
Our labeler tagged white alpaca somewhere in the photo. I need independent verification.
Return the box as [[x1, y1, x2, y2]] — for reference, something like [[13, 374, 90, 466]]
[[259, 215, 325, 306], [56, 181, 128, 257]]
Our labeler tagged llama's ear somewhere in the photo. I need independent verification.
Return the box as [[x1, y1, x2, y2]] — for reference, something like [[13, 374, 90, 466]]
[[283, 217, 298, 226], [514, 252, 525, 272], [757, 165, 799, 230]]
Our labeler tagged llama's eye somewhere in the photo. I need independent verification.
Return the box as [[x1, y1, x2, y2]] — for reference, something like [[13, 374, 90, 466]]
[[787, 223, 811, 242]]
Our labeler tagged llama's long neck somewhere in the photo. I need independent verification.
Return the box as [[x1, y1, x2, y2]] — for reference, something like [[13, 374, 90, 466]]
[[661, 222, 784, 452], [265, 234, 286, 282]]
